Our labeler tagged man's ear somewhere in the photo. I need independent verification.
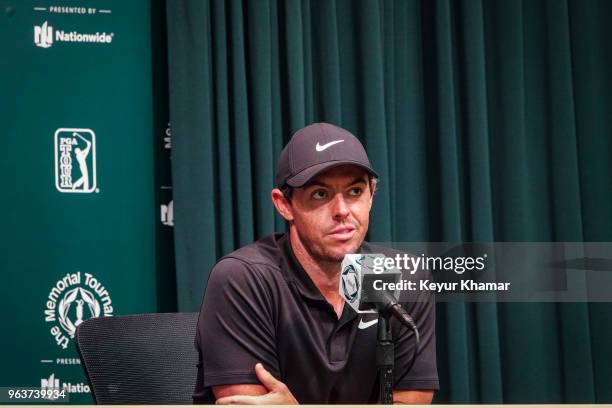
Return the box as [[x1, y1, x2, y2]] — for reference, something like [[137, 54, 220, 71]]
[[271, 189, 294, 221], [369, 178, 377, 205]]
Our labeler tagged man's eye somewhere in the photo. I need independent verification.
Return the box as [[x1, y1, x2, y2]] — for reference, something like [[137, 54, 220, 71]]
[[312, 190, 328, 200], [348, 187, 363, 196]]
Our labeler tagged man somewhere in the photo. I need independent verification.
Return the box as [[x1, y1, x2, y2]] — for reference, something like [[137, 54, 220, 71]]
[[194, 123, 438, 404]]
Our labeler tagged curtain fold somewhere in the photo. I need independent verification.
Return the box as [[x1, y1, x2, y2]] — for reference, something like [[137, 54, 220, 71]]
[[166, 0, 612, 402]]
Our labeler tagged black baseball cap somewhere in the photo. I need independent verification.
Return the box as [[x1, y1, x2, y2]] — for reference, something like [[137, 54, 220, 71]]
[[276, 123, 378, 188]]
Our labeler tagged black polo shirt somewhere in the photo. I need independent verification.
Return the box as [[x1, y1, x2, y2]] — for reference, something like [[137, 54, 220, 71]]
[[193, 233, 438, 404]]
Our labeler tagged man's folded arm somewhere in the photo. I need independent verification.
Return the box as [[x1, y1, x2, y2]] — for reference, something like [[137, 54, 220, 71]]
[[196, 259, 281, 400], [393, 389, 434, 404], [213, 383, 433, 404], [213, 364, 299, 405], [213, 384, 268, 399]]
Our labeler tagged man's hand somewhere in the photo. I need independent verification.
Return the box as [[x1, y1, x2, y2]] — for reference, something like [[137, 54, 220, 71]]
[[215, 363, 298, 405]]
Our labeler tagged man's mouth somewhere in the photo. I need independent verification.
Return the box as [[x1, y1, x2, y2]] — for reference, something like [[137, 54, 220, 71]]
[[328, 226, 356, 241]]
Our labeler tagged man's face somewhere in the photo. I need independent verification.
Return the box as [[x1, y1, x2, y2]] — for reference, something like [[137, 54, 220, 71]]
[[287, 165, 375, 263]]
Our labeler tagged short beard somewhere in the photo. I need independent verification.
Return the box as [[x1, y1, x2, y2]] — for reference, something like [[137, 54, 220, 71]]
[[298, 232, 363, 265]]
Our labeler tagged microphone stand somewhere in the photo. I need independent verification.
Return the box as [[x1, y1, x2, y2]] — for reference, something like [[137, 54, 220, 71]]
[[376, 312, 394, 404]]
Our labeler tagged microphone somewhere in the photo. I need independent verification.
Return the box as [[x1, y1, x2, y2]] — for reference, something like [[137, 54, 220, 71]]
[[340, 254, 421, 403], [340, 254, 419, 338]]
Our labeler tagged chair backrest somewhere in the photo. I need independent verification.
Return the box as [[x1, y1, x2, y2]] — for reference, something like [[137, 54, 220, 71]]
[[76, 313, 199, 404]]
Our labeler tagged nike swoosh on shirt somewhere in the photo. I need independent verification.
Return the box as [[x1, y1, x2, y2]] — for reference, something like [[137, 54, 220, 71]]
[[315, 140, 344, 152], [358, 318, 378, 330]]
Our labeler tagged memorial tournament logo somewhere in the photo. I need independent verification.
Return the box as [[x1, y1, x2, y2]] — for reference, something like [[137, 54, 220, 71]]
[[341, 264, 359, 301], [34, 21, 53, 48], [54, 128, 98, 193], [44, 272, 113, 349]]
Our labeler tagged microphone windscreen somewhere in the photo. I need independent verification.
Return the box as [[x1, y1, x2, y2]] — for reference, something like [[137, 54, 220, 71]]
[[340, 254, 402, 313]]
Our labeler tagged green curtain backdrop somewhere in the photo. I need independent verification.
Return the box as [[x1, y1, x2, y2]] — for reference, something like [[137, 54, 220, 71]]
[[166, 0, 612, 403]]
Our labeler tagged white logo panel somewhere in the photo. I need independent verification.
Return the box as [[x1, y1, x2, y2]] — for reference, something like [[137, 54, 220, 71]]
[[54, 128, 97, 193]]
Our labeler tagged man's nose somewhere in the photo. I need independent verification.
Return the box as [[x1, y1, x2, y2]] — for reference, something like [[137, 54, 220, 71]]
[[331, 193, 350, 220]]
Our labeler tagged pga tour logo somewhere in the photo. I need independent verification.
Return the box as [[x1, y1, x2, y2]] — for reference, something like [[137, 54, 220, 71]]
[[54, 128, 98, 193]]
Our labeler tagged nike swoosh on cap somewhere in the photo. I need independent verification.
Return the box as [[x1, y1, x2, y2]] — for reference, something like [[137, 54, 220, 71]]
[[315, 140, 344, 152], [358, 318, 378, 330]]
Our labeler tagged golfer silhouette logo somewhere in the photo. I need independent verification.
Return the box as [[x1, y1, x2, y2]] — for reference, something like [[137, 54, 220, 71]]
[[72, 132, 92, 191]]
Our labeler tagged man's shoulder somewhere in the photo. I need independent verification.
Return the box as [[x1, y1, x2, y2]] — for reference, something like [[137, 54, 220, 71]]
[[213, 233, 284, 274], [205, 234, 285, 294]]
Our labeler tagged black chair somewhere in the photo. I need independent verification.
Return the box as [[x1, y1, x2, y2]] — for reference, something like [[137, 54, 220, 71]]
[[76, 313, 199, 404]]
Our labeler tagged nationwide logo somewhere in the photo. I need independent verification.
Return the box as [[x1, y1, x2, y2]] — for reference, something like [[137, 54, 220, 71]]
[[41, 373, 60, 390], [40, 373, 61, 401], [34, 21, 114, 48], [34, 21, 53, 48], [41, 373, 90, 395], [161, 200, 174, 226], [44, 271, 113, 349], [54, 128, 98, 193]]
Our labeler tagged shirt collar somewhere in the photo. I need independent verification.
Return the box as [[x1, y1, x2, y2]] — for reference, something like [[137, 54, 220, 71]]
[[277, 233, 327, 301], [277, 233, 360, 324]]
